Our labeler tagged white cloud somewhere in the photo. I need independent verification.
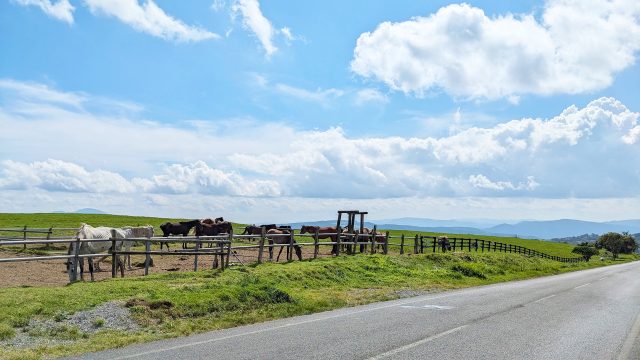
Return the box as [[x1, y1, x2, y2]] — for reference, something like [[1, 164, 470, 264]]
[[351, 0, 640, 100], [469, 175, 539, 191], [0, 159, 280, 197], [355, 88, 389, 106], [231, 0, 277, 56], [275, 83, 345, 104], [0, 159, 135, 193], [2, 79, 640, 202], [13, 0, 74, 24], [85, 0, 219, 42], [132, 161, 281, 196]]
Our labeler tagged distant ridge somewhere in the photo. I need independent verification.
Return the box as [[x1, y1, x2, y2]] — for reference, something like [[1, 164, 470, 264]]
[[74, 208, 107, 214], [52, 208, 107, 215], [286, 218, 640, 240]]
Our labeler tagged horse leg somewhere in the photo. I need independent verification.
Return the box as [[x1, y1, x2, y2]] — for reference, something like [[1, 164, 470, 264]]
[[119, 256, 125, 278], [268, 240, 274, 261], [295, 245, 302, 261], [277, 245, 284, 262]]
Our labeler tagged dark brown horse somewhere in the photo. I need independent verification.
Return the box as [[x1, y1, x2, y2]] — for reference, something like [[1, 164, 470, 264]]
[[202, 217, 224, 225], [266, 229, 301, 262], [438, 236, 451, 252], [299, 225, 340, 255], [159, 220, 200, 250], [196, 221, 233, 236]]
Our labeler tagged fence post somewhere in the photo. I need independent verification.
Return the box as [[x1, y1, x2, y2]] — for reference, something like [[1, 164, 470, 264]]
[[45, 227, 53, 250], [335, 226, 342, 256], [22, 225, 27, 250], [194, 236, 200, 271], [225, 232, 233, 268], [400, 234, 405, 255], [432, 237, 436, 253], [288, 231, 294, 261], [371, 229, 377, 255], [383, 231, 389, 255], [313, 228, 319, 259], [452, 238, 456, 251], [144, 237, 151, 276], [110, 229, 117, 278], [258, 227, 265, 264], [413, 235, 418, 254], [68, 236, 81, 282]]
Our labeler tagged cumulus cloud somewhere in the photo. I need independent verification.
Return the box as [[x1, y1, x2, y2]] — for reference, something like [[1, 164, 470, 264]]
[[85, 0, 219, 42], [12, 0, 74, 24], [2, 79, 640, 200], [469, 175, 539, 191], [132, 161, 281, 196], [0, 159, 280, 197], [351, 0, 640, 100], [0, 159, 135, 193]]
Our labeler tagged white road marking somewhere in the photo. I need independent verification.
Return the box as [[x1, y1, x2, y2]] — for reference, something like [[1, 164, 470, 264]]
[[533, 294, 556, 303], [574, 283, 591, 289], [599, 277, 608, 281], [365, 325, 468, 360]]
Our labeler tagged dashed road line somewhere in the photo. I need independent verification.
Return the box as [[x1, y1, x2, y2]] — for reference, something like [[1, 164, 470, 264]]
[[365, 325, 468, 360]]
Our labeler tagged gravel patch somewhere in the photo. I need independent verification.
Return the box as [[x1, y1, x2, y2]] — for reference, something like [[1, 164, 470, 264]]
[[0, 301, 139, 349], [65, 301, 139, 333]]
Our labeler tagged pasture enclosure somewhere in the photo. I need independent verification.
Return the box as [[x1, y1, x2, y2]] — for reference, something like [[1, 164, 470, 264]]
[[0, 225, 584, 285]]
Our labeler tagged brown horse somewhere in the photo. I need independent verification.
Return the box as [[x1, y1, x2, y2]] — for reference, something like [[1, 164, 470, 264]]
[[266, 229, 301, 262], [438, 236, 451, 252], [299, 225, 340, 255], [202, 217, 224, 225]]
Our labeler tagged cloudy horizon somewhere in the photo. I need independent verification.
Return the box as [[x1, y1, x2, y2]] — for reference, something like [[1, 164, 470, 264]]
[[1, 0, 639, 223]]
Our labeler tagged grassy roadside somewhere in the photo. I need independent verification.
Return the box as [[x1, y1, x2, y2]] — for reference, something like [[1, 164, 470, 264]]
[[0, 252, 636, 359]]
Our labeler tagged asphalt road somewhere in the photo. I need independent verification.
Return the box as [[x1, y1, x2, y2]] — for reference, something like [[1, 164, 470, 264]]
[[70, 261, 640, 360]]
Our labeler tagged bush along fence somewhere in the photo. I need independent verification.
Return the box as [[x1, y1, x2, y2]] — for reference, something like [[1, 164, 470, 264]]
[[0, 226, 584, 283]]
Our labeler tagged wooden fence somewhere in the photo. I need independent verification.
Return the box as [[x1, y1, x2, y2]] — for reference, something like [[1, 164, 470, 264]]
[[0, 226, 583, 283]]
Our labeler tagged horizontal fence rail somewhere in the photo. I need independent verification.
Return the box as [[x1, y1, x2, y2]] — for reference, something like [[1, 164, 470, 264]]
[[0, 226, 584, 283]]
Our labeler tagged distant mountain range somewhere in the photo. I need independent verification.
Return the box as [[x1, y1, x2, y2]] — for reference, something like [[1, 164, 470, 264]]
[[53, 208, 107, 215], [286, 218, 640, 240]]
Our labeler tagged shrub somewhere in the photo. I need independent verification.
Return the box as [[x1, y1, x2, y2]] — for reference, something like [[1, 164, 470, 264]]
[[450, 264, 487, 279], [572, 245, 599, 261], [0, 322, 15, 341]]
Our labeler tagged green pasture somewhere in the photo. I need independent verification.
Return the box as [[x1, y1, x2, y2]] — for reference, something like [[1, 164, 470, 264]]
[[2, 213, 580, 258]]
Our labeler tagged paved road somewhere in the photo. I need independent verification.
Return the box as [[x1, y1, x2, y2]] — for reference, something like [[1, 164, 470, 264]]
[[71, 261, 640, 360]]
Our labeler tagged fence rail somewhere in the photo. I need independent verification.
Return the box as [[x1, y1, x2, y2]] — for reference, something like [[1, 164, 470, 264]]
[[0, 226, 583, 283]]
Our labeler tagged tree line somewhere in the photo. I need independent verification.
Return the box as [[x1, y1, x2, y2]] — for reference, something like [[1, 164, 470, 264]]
[[572, 232, 638, 261]]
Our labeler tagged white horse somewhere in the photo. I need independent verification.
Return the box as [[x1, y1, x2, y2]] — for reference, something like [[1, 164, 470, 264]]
[[67, 224, 128, 281], [121, 225, 154, 269]]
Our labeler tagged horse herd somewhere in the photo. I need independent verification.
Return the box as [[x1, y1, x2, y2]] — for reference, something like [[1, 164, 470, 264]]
[[66, 219, 423, 282]]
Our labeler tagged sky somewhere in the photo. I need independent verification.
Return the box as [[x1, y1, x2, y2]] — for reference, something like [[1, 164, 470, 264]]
[[1, 0, 639, 223]]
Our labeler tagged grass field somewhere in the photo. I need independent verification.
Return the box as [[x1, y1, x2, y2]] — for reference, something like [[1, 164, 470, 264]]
[[1, 213, 581, 258], [0, 251, 635, 360]]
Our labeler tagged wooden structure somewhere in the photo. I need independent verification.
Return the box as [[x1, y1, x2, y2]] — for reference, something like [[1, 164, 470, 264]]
[[336, 210, 367, 233]]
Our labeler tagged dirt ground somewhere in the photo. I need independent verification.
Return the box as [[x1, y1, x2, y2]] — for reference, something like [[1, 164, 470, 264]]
[[0, 243, 337, 288]]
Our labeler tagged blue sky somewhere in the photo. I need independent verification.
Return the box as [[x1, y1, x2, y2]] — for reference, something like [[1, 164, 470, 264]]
[[1, 0, 639, 223]]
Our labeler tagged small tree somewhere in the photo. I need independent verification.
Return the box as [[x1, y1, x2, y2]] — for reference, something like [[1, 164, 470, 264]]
[[572, 244, 599, 261], [597, 232, 626, 259], [621, 232, 638, 254]]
